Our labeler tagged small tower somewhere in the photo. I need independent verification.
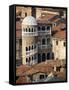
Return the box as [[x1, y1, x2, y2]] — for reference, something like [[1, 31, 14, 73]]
[[22, 16, 38, 65]]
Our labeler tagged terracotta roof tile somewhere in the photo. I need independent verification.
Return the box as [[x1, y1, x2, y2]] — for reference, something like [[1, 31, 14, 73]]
[[16, 76, 28, 84], [16, 65, 30, 76], [37, 13, 57, 23]]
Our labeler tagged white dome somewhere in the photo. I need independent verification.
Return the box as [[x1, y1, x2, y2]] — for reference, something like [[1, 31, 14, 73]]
[[22, 16, 37, 25]]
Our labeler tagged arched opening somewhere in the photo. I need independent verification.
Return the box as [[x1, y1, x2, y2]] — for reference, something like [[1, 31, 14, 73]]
[[42, 53, 46, 61], [47, 26, 50, 30], [32, 45, 33, 50], [42, 26, 45, 31], [29, 28, 30, 32], [47, 38, 50, 45], [26, 28, 27, 32], [29, 46, 30, 51], [38, 26, 40, 31], [26, 47, 28, 51], [38, 54, 41, 63], [42, 38, 45, 45], [32, 28, 33, 32], [47, 52, 50, 60]]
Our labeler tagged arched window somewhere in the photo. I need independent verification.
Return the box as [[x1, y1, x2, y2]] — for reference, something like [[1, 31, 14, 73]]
[[32, 56, 33, 60], [42, 26, 45, 31], [42, 38, 45, 45], [42, 53, 46, 61], [26, 47, 28, 51], [38, 54, 41, 63], [47, 26, 50, 30], [26, 28, 27, 32], [47, 38, 50, 44], [26, 58, 28, 62], [32, 28, 33, 32], [38, 26, 40, 31], [29, 28, 30, 32], [29, 46, 30, 51], [47, 53, 50, 60], [29, 57, 31, 61], [56, 40, 58, 45], [34, 28, 36, 32], [34, 44, 36, 49], [32, 45, 33, 49]]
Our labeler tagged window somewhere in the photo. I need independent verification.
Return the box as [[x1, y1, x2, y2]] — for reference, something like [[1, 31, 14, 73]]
[[32, 28, 33, 32], [45, 74, 48, 78], [29, 46, 30, 51], [26, 58, 28, 62], [29, 28, 30, 32], [38, 54, 41, 63], [29, 57, 31, 61], [42, 38, 45, 45], [34, 44, 36, 49], [56, 40, 58, 45], [26, 28, 27, 32], [56, 67, 60, 72], [25, 12, 27, 17], [40, 75, 44, 80], [38, 26, 40, 31], [34, 28, 36, 32], [47, 38, 50, 44], [47, 26, 50, 30], [42, 53, 46, 61], [42, 26, 45, 30], [32, 56, 33, 60], [63, 42, 66, 47], [32, 45, 33, 49], [26, 47, 28, 51], [47, 53, 50, 60]]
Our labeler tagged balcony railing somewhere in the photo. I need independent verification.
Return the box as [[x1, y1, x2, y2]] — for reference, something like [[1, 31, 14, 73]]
[[38, 44, 52, 49], [22, 32, 38, 36], [26, 49, 38, 56], [38, 31, 51, 36]]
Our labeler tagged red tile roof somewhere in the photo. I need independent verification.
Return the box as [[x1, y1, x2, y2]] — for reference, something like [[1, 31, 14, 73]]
[[37, 13, 57, 23], [16, 76, 28, 84], [16, 65, 30, 76], [52, 23, 66, 39]]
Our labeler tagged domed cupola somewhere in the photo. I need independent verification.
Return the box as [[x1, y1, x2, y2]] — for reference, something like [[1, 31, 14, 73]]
[[22, 16, 37, 25], [22, 16, 38, 36]]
